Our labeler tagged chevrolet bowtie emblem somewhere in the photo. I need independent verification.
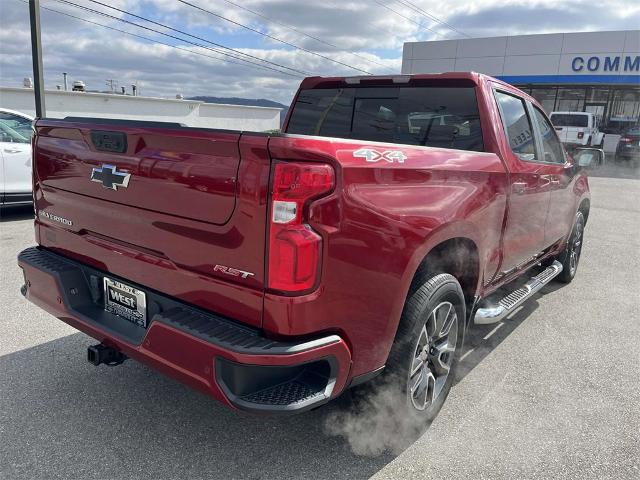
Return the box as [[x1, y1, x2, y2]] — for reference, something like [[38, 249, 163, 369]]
[[90, 164, 131, 190]]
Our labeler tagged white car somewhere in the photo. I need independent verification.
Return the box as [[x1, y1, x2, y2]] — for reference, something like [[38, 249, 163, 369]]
[[0, 108, 33, 205], [549, 111, 605, 148]]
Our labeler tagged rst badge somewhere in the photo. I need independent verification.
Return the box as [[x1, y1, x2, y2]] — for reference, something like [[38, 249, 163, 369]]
[[214, 264, 255, 279], [91, 164, 131, 190], [353, 148, 407, 163]]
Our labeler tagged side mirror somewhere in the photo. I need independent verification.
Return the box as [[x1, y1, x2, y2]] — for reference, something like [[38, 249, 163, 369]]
[[573, 148, 604, 169]]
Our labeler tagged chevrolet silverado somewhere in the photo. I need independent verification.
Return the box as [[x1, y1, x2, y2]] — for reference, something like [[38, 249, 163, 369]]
[[18, 73, 593, 421]]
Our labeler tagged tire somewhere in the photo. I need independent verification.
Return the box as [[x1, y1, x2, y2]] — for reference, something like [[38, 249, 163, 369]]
[[556, 211, 585, 283], [366, 273, 466, 424]]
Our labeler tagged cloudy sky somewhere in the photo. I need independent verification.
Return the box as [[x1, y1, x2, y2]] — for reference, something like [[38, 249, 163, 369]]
[[1, 0, 639, 104]]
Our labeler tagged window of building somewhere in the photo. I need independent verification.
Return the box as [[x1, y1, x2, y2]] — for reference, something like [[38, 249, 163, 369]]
[[608, 89, 640, 133], [494, 90, 537, 161], [532, 107, 565, 164], [555, 88, 586, 112], [530, 88, 557, 115], [586, 87, 609, 104]]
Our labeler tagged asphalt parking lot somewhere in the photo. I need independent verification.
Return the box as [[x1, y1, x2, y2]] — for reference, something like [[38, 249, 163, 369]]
[[1, 166, 639, 479]]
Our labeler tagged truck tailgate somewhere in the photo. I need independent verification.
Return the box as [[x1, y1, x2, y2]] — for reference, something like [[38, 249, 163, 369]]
[[37, 121, 241, 224], [33, 119, 271, 328]]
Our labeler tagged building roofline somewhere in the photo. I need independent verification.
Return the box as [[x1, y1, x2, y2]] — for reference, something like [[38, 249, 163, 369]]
[[0, 86, 283, 112], [405, 29, 640, 43]]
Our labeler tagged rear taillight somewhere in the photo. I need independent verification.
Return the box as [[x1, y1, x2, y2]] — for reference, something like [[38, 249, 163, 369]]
[[268, 162, 334, 292], [577, 132, 584, 139], [620, 136, 632, 143]]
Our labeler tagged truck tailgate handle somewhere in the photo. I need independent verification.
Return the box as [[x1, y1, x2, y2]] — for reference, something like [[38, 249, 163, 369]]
[[90, 131, 128, 153]]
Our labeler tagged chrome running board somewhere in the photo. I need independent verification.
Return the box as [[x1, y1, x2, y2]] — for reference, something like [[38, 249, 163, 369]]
[[474, 260, 563, 325]]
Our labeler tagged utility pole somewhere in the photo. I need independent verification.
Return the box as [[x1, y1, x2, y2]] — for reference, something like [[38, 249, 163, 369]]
[[106, 79, 117, 93], [29, 0, 46, 117]]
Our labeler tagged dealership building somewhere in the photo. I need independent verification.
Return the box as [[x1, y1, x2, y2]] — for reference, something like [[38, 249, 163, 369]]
[[402, 30, 639, 133]]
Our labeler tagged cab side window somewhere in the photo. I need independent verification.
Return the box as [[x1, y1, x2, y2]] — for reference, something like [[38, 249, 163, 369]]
[[532, 107, 565, 164], [494, 91, 537, 162]]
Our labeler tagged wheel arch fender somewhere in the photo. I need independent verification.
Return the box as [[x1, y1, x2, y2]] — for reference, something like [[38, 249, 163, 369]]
[[573, 174, 591, 225], [380, 221, 484, 357]]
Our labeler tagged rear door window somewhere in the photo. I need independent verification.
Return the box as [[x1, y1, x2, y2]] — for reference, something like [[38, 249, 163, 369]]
[[286, 86, 484, 152], [533, 107, 566, 164], [494, 91, 537, 161]]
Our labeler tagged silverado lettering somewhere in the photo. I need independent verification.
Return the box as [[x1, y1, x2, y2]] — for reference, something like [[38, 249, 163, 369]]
[[18, 72, 590, 421]]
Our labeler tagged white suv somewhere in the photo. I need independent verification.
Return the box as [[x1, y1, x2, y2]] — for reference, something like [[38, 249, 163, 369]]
[[549, 111, 605, 148], [0, 108, 33, 205]]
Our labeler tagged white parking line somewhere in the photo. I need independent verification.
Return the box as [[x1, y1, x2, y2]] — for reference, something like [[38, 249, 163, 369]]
[[459, 348, 475, 361], [483, 322, 504, 340]]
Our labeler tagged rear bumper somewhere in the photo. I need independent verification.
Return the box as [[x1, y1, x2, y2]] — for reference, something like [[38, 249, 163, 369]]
[[615, 148, 640, 160], [18, 247, 352, 414]]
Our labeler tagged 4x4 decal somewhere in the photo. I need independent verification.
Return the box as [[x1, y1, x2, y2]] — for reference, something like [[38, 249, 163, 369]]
[[353, 148, 407, 163]]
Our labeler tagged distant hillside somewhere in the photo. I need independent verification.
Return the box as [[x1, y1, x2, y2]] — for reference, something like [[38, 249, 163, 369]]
[[188, 96, 289, 125]]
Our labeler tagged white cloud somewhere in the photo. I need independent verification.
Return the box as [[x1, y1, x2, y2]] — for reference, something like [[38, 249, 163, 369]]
[[0, 0, 638, 105]]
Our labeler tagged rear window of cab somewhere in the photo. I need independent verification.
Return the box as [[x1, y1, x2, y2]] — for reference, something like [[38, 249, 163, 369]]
[[550, 113, 589, 128], [286, 86, 484, 152]]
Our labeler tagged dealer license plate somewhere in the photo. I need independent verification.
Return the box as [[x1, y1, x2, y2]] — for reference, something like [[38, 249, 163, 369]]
[[103, 277, 147, 327]]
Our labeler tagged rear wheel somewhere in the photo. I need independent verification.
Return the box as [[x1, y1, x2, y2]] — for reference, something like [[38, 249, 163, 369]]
[[382, 273, 465, 423], [557, 211, 585, 283]]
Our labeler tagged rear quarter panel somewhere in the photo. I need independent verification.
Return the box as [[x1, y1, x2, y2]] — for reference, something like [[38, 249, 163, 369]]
[[266, 135, 508, 376]]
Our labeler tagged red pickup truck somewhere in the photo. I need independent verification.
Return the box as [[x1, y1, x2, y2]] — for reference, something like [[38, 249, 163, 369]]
[[19, 72, 591, 420]]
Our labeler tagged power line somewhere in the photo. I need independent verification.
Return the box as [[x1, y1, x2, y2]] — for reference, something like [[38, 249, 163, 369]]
[[215, 0, 395, 73], [53, 0, 311, 76], [20, 0, 302, 78], [63, 0, 310, 75], [174, 0, 374, 75], [373, 0, 442, 38], [394, 0, 471, 38]]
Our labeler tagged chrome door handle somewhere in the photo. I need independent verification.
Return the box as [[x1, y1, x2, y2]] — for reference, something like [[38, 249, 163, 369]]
[[4, 148, 23, 153], [513, 181, 526, 194]]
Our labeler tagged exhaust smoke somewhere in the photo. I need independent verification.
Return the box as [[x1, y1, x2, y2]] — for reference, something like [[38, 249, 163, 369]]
[[324, 376, 427, 456]]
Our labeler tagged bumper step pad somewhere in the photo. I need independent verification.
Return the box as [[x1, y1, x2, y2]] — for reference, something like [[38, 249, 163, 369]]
[[241, 378, 322, 406]]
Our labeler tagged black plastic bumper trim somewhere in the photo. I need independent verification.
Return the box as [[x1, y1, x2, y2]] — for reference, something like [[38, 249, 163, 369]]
[[216, 356, 338, 414], [346, 365, 385, 389]]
